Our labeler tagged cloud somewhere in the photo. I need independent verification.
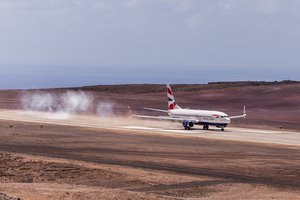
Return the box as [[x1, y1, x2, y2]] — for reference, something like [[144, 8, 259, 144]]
[[0, 0, 28, 10], [0, 1, 298, 26], [170, 0, 194, 13], [124, 0, 143, 8], [0, 0, 300, 72], [186, 13, 203, 29], [256, 0, 282, 14]]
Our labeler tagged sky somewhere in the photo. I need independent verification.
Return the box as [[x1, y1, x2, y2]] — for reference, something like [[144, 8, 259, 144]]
[[0, 0, 299, 89]]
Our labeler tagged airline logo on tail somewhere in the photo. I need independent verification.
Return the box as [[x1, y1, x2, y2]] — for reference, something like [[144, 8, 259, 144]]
[[167, 84, 181, 110]]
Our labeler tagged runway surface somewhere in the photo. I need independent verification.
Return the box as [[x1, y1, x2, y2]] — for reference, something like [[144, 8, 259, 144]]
[[0, 108, 299, 199], [0, 109, 299, 147]]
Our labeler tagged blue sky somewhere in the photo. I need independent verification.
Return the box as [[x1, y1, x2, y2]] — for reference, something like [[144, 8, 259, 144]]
[[0, 0, 299, 89]]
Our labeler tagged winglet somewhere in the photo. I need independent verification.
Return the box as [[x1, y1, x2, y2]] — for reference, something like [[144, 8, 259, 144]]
[[229, 106, 247, 119], [128, 106, 133, 118]]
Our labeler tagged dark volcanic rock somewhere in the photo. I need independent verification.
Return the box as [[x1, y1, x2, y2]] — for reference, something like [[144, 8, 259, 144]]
[[0, 193, 19, 200]]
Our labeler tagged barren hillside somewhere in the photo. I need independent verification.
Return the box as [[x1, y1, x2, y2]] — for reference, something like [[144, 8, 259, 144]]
[[0, 81, 299, 130]]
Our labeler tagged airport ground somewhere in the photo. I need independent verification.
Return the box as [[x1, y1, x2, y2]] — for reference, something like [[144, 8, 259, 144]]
[[0, 82, 299, 199], [0, 110, 299, 200], [1, 81, 300, 130]]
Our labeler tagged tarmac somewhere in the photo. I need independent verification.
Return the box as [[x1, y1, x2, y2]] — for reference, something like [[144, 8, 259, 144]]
[[0, 109, 299, 147], [0, 109, 299, 199]]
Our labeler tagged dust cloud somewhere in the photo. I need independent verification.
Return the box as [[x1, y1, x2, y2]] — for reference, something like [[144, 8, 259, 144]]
[[21, 91, 116, 119], [96, 102, 115, 117]]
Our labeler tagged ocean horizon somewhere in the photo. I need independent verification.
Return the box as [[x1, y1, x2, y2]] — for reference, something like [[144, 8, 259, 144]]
[[0, 65, 298, 89]]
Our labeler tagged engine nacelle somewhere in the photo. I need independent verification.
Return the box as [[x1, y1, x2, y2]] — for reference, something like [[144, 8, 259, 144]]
[[182, 120, 194, 129]]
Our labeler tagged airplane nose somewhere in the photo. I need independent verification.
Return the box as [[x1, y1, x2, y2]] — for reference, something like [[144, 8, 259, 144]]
[[227, 117, 231, 123]]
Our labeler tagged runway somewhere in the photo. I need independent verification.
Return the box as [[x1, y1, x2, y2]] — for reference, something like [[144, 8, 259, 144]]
[[0, 109, 299, 147], [0, 108, 299, 199]]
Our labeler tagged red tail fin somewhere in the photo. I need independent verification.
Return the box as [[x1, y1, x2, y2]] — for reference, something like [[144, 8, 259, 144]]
[[167, 84, 181, 110]]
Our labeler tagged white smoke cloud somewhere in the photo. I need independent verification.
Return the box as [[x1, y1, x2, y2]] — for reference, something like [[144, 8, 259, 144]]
[[21, 91, 93, 119], [61, 91, 93, 113], [96, 101, 115, 118], [22, 92, 56, 112], [21, 91, 118, 119]]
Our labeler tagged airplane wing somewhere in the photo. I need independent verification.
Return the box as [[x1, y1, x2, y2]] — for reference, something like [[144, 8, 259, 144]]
[[143, 107, 169, 113], [229, 106, 246, 119], [229, 114, 246, 119], [132, 114, 190, 122], [128, 106, 200, 123]]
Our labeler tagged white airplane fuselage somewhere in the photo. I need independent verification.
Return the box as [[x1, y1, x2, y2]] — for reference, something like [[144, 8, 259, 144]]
[[169, 109, 231, 126]]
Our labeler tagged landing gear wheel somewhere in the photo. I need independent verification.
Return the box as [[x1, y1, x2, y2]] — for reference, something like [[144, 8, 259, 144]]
[[203, 125, 209, 130], [221, 127, 225, 131]]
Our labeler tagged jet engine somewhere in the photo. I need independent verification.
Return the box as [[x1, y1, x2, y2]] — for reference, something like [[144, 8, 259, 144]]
[[182, 120, 194, 129]]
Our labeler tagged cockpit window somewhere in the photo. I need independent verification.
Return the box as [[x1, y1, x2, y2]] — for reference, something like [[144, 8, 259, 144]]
[[221, 116, 229, 118]]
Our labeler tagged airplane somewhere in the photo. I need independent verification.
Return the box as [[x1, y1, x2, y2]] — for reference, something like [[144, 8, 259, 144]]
[[130, 84, 246, 131]]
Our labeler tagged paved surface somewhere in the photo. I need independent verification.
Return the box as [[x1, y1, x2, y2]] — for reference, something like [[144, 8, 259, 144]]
[[0, 109, 299, 147], [0, 109, 299, 196]]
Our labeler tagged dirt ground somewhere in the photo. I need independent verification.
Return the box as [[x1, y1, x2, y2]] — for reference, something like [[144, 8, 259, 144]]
[[0, 82, 299, 199], [0, 82, 300, 131], [0, 120, 299, 200]]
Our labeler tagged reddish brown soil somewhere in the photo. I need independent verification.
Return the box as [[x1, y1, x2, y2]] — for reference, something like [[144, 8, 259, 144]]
[[0, 120, 299, 199], [0, 81, 299, 199], [0, 81, 299, 130]]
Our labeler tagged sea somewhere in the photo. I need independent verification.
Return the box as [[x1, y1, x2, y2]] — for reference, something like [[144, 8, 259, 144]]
[[0, 65, 297, 89]]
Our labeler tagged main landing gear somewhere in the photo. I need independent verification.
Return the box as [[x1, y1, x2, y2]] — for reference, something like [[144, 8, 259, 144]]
[[203, 125, 209, 130], [203, 125, 225, 131]]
